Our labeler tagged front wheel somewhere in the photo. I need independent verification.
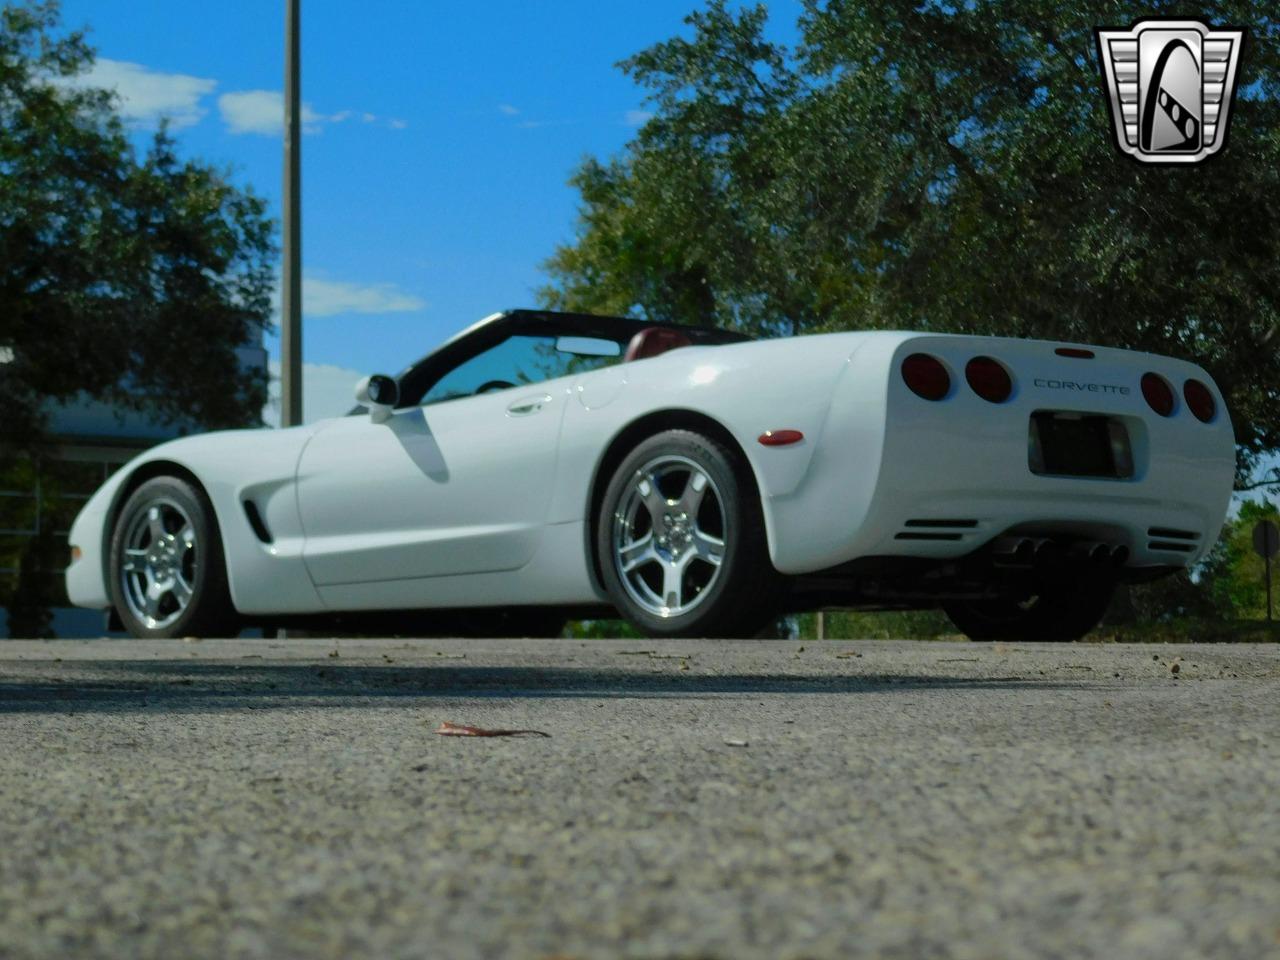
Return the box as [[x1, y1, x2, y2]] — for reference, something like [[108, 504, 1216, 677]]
[[596, 429, 782, 638], [108, 476, 238, 638], [943, 576, 1115, 642]]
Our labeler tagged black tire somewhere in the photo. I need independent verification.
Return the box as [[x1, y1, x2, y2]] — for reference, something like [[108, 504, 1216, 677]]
[[943, 576, 1115, 642], [596, 428, 783, 638], [108, 476, 238, 639]]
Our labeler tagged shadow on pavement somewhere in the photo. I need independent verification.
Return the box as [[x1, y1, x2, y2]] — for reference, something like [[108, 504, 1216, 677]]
[[0, 661, 1093, 714]]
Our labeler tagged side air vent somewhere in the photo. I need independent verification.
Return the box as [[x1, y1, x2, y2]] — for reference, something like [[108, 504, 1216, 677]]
[[1147, 527, 1199, 541], [1147, 527, 1199, 553], [896, 519, 979, 542], [243, 500, 273, 544]]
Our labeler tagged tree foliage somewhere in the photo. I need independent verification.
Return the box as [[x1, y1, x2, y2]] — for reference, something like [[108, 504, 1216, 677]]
[[541, 0, 1280, 483], [1198, 499, 1280, 618], [0, 1, 274, 447]]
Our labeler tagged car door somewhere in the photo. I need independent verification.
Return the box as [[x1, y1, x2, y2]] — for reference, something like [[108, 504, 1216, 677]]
[[294, 379, 566, 590]]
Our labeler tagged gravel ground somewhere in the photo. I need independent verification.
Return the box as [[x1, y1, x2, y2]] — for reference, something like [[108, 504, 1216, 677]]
[[1, 637, 1278, 960]]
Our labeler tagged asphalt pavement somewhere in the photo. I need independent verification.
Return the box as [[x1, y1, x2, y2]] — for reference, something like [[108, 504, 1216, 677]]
[[1, 637, 1279, 960]]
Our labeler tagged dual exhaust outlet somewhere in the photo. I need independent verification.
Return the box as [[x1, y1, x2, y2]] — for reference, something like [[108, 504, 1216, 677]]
[[992, 537, 1129, 569]]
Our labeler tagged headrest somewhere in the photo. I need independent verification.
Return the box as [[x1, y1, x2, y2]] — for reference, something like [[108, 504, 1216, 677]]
[[624, 326, 694, 363]]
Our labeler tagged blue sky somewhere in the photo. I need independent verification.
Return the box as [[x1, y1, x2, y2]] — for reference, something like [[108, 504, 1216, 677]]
[[58, 0, 801, 422]]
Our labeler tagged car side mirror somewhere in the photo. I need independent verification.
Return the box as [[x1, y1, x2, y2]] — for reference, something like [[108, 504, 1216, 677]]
[[354, 374, 399, 424]]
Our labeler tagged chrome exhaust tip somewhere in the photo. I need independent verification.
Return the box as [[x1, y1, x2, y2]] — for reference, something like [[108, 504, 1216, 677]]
[[1032, 538, 1060, 567], [1013, 538, 1035, 565], [1070, 541, 1111, 563], [992, 537, 1036, 566]]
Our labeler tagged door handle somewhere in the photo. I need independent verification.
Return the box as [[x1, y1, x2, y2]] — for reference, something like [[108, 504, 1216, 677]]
[[506, 394, 553, 417]]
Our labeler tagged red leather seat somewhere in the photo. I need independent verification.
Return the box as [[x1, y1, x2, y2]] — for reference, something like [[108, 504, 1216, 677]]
[[624, 326, 694, 363]]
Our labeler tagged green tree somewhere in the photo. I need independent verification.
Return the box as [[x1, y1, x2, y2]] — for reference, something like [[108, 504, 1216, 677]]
[[541, 0, 1280, 486], [0, 1, 274, 449], [1198, 500, 1280, 618], [1, 2, 275, 635]]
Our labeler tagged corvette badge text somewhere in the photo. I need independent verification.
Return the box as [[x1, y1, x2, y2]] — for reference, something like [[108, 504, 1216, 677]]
[[1034, 379, 1130, 396], [1096, 18, 1245, 164]]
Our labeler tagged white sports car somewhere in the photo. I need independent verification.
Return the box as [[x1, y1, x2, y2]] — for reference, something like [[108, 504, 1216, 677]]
[[67, 309, 1235, 641]]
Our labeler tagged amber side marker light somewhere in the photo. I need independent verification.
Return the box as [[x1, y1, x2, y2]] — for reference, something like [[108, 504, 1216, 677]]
[[1141, 372, 1176, 417], [1183, 379, 1216, 423], [758, 429, 804, 446], [69, 546, 82, 563]]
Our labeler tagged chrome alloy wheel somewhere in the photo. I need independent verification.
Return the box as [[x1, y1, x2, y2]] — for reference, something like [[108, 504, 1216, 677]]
[[119, 498, 198, 630], [612, 455, 727, 618]]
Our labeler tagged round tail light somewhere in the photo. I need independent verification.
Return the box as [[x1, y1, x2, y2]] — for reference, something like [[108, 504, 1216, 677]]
[[1183, 379, 1216, 423], [901, 353, 950, 401], [965, 356, 1013, 403], [1141, 373, 1175, 417]]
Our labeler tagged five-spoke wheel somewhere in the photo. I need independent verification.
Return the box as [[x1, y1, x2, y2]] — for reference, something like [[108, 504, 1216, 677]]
[[119, 499, 198, 629], [597, 429, 782, 637], [613, 455, 726, 618], [109, 476, 236, 638]]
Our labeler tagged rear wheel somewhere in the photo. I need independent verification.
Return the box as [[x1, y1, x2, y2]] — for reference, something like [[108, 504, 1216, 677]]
[[597, 429, 782, 638], [943, 576, 1115, 642], [108, 476, 238, 639]]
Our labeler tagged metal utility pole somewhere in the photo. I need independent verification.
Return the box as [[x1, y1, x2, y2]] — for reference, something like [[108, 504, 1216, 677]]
[[280, 0, 303, 427]]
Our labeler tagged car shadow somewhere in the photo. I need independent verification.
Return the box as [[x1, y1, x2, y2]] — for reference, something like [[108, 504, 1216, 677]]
[[0, 661, 1097, 715], [388, 407, 450, 482]]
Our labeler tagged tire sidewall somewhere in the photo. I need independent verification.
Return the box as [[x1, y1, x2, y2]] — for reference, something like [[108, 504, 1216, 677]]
[[108, 476, 230, 639]]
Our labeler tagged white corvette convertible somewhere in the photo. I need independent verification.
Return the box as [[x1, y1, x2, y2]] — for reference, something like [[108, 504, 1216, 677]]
[[67, 308, 1235, 640]]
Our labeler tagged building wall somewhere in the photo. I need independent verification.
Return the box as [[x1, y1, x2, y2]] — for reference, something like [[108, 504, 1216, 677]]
[[0, 452, 129, 638]]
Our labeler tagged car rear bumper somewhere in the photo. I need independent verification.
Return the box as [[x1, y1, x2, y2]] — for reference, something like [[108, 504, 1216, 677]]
[[765, 334, 1235, 575]]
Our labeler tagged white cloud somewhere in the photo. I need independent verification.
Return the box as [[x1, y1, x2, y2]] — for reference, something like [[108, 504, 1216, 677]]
[[517, 119, 575, 130], [219, 90, 314, 135], [67, 58, 216, 129], [498, 103, 520, 116], [263, 361, 367, 427], [625, 109, 654, 126], [303, 277, 425, 317], [220, 91, 404, 135], [271, 275, 425, 318]]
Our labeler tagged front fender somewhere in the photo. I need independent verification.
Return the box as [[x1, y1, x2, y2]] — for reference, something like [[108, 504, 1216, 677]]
[[65, 425, 326, 616]]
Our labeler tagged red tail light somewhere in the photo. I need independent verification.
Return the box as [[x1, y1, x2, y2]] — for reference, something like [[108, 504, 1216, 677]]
[[1183, 379, 1216, 423], [965, 356, 1013, 403], [1141, 373, 1175, 417], [901, 354, 950, 401]]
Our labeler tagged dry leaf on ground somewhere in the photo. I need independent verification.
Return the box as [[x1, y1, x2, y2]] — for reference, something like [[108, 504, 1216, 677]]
[[435, 721, 550, 738]]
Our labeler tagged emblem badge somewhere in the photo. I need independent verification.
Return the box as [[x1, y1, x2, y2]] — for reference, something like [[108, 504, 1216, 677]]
[[1096, 19, 1245, 164]]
